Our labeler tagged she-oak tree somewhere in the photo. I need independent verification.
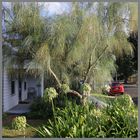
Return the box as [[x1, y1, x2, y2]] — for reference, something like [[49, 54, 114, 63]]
[[2, 2, 137, 95]]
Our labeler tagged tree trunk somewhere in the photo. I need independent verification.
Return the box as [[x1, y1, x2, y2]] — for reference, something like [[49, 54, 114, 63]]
[[83, 54, 92, 83], [49, 67, 61, 88], [83, 45, 109, 83], [67, 90, 82, 99]]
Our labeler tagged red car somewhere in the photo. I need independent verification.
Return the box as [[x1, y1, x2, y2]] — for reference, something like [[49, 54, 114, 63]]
[[109, 82, 124, 95]]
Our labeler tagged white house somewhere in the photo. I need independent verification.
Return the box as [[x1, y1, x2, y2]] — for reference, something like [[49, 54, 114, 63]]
[[2, 65, 44, 112]]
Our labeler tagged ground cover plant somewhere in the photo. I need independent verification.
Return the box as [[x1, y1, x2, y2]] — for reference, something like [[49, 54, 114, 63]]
[[2, 91, 138, 138], [30, 94, 138, 138]]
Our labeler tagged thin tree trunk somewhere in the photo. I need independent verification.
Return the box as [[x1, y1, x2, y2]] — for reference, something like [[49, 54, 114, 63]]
[[67, 90, 82, 99], [83, 40, 102, 83], [49, 67, 61, 87], [84, 54, 92, 83], [84, 45, 109, 83]]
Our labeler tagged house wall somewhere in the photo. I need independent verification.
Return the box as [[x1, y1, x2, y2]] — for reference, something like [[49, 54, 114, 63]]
[[3, 69, 19, 112], [27, 77, 42, 97], [3, 69, 43, 112]]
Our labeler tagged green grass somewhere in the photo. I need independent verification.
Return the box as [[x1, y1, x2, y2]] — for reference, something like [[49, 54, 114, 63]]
[[2, 119, 47, 138], [2, 127, 35, 138], [92, 93, 115, 104]]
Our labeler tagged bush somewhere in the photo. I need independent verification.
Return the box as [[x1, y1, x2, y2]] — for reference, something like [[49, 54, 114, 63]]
[[2, 113, 8, 120], [114, 94, 134, 108], [103, 94, 138, 137], [11, 116, 26, 131], [28, 97, 53, 119], [28, 87, 65, 119]]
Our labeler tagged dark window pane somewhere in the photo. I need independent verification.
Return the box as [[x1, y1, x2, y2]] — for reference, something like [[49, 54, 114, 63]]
[[11, 81, 15, 95], [112, 83, 119, 86], [24, 82, 26, 90]]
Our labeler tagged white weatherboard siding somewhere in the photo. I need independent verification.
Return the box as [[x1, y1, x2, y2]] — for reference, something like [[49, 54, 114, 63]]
[[3, 69, 19, 112], [3, 68, 44, 112]]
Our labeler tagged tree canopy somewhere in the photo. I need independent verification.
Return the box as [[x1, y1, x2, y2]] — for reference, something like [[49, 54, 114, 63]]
[[2, 2, 138, 90]]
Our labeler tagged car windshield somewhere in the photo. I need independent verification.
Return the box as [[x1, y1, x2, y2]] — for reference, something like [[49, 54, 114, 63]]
[[111, 83, 120, 86]]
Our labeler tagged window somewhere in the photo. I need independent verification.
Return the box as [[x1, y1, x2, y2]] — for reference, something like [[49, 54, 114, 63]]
[[111, 82, 120, 86], [24, 82, 26, 90], [11, 81, 15, 95]]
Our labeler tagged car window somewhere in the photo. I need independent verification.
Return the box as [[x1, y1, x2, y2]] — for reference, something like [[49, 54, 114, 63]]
[[112, 83, 119, 86]]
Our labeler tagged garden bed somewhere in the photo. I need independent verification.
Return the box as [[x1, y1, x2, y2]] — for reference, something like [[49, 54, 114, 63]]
[[2, 114, 47, 138]]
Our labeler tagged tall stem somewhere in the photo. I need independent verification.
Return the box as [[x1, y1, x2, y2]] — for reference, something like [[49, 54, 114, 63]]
[[51, 99, 56, 123], [51, 99, 60, 137], [49, 67, 61, 88]]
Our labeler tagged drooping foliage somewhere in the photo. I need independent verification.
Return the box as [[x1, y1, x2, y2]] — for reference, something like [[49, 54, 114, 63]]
[[2, 2, 138, 89], [2, 2, 46, 79]]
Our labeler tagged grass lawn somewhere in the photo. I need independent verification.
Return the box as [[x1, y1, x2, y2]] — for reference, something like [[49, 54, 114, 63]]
[[2, 114, 47, 138], [2, 127, 35, 138], [92, 93, 138, 113], [92, 93, 115, 104]]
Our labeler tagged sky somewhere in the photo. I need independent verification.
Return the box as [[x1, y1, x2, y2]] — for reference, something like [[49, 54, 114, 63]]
[[2, 2, 70, 17], [2, 2, 131, 34], [39, 2, 70, 16]]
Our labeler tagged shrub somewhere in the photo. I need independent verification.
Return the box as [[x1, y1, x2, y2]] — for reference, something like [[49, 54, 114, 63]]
[[103, 94, 138, 137], [28, 97, 53, 119], [28, 87, 74, 119], [28, 87, 62, 119], [114, 94, 134, 108], [11, 116, 26, 131], [2, 113, 8, 120]]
